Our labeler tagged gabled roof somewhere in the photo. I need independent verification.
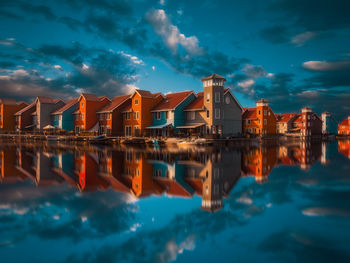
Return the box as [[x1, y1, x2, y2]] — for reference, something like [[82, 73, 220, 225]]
[[183, 92, 204, 111], [277, 113, 297, 123], [292, 114, 303, 123], [35, 96, 58, 104], [97, 95, 130, 113], [224, 88, 243, 111], [14, 102, 36, 115], [51, 98, 79, 115], [242, 108, 257, 119], [201, 73, 226, 81], [151, 91, 194, 112], [80, 93, 99, 101], [339, 118, 350, 127]]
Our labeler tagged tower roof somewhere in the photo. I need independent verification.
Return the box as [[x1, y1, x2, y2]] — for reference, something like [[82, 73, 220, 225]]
[[201, 73, 226, 81]]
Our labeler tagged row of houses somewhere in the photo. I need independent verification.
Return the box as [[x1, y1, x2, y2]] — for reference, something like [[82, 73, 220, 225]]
[[1, 73, 349, 137]]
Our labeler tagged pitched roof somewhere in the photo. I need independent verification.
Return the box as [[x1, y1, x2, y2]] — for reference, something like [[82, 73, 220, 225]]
[[51, 98, 78, 115], [201, 73, 226, 81], [293, 114, 303, 123], [277, 113, 297, 123], [151, 91, 193, 111], [242, 108, 257, 119], [36, 96, 56, 103], [134, 89, 154, 98], [15, 102, 36, 115], [339, 118, 350, 127], [97, 95, 130, 113], [80, 93, 99, 101], [184, 92, 204, 111]]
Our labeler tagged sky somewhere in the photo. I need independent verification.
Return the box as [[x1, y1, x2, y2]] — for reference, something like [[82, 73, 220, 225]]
[[0, 0, 349, 120]]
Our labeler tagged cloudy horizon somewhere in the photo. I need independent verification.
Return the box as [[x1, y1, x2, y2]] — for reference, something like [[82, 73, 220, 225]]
[[0, 0, 349, 120]]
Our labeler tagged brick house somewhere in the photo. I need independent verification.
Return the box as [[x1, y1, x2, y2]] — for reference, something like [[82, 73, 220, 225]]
[[338, 116, 350, 135], [0, 99, 27, 132], [290, 107, 322, 136], [96, 95, 131, 136], [276, 113, 298, 134], [123, 90, 164, 137], [73, 94, 111, 134], [242, 99, 277, 137]]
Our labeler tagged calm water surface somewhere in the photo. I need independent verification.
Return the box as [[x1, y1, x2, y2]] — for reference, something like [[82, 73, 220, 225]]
[[1, 140, 350, 263]]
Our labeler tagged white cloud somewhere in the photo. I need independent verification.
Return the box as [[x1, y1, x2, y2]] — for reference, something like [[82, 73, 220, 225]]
[[152, 65, 156, 71], [238, 79, 255, 89], [119, 51, 144, 65], [177, 9, 183, 16], [291, 31, 318, 46], [54, 65, 62, 70], [159, 0, 165, 5], [267, 73, 275, 78], [303, 60, 350, 71], [12, 69, 29, 77], [82, 63, 89, 70], [297, 90, 319, 98], [146, 9, 203, 56]]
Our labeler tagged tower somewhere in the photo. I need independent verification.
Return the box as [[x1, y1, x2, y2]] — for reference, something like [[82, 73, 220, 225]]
[[301, 107, 313, 136], [201, 74, 226, 136], [256, 99, 269, 136]]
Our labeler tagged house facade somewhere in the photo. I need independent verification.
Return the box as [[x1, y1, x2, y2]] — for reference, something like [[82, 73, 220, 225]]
[[242, 99, 277, 137], [31, 97, 66, 130], [321, 112, 338, 135], [290, 107, 322, 136], [73, 94, 111, 134], [0, 99, 27, 132], [123, 90, 164, 137], [97, 95, 131, 136], [181, 74, 243, 137], [276, 113, 298, 134], [147, 91, 196, 136], [14, 102, 37, 131], [338, 116, 350, 135], [51, 98, 79, 131]]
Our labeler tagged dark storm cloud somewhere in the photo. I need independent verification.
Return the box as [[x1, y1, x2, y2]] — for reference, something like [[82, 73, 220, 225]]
[[260, 0, 350, 44]]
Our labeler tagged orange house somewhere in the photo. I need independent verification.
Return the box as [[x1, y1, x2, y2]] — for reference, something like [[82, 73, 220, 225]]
[[97, 94, 131, 136], [123, 90, 164, 137], [123, 150, 163, 197], [241, 147, 277, 183], [0, 99, 28, 132], [338, 140, 350, 159], [242, 99, 277, 137], [73, 94, 111, 133], [338, 116, 350, 135], [74, 152, 109, 192]]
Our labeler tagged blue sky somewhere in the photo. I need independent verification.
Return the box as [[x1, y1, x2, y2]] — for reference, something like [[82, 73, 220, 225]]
[[0, 0, 349, 119]]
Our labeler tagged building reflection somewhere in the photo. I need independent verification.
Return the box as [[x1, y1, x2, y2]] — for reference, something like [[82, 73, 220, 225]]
[[0, 141, 346, 212]]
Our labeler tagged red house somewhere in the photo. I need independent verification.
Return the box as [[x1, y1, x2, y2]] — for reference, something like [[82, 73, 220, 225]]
[[338, 116, 350, 135]]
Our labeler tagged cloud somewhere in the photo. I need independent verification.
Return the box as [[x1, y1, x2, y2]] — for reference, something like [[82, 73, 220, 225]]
[[291, 31, 318, 46], [303, 60, 350, 71], [242, 64, 267, 78], [146, 9, 203, 56]]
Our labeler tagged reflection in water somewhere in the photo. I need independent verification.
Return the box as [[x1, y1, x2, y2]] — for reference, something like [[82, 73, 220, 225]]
[[1, 141, 350, 263], [0, 140, 342, 212]]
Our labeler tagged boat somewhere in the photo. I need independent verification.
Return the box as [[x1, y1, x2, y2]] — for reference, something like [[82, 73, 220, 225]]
[[90, 135, 108, 143]]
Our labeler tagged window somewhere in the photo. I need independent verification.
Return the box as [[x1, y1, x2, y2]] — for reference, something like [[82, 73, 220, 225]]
[[135, 169, 140, 177], [215, 108, 220, 119], [189, 111, 195, 120], [99, 114, 103, 121], [81, 102, 84, 107], [215, 92, 220, 103], [134, 126, 140, 136], [225, 96, 230, 104], [247, 120, 251, 124], [125, 112, 130, 120], [264, 110, 267, 116], [135, 99, 139, 105], [264, 119, 267, 125], [107, 113, 111, 120], [81, 113, 84, 120], [165, 111, 169, 119], [155, 112, 161, 120], [258, 110, 261, 115], [268, 111, 271, 116], [206, 110, 210, 118], [206, 93, 210, 102], [134, 111, 139, 120], [258, 119, 261, 124], [308, 115, 310, 120]]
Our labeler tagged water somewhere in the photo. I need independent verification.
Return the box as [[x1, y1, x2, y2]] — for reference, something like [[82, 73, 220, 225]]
[[1, 140, 350, 263]]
